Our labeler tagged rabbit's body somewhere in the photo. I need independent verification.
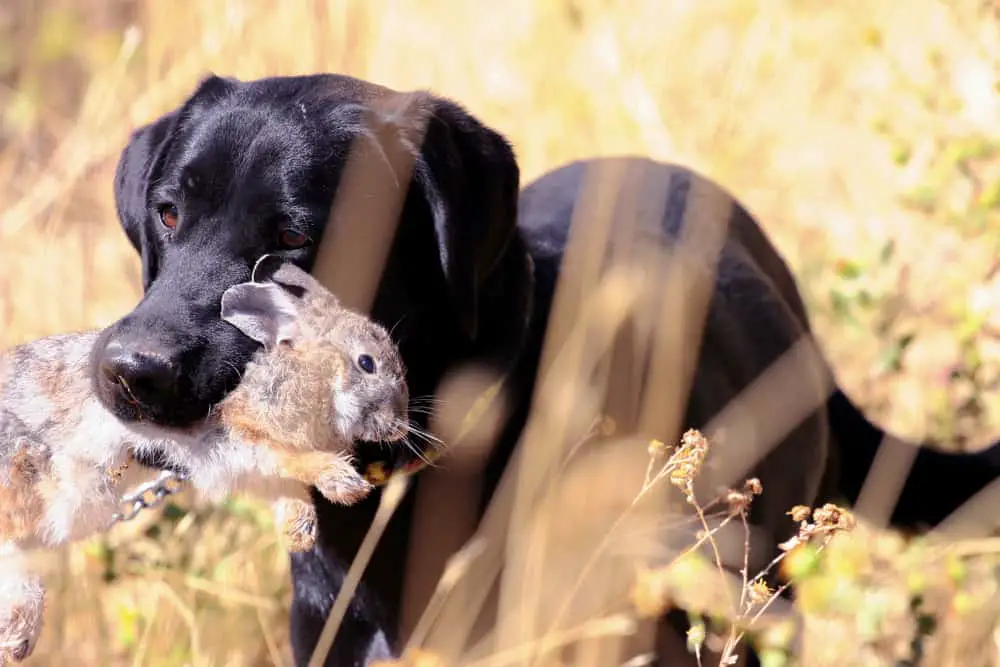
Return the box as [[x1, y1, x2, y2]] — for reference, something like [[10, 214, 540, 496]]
[[0, 261, 409, 663], [0, 330, 153, 548]]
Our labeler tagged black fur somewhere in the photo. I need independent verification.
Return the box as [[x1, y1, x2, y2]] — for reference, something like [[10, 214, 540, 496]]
[[97, 73, 1000, 666]]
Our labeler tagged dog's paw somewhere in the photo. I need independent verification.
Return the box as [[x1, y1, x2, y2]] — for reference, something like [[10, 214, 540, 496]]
[[315, 472, 374, 506], [273, 498, 317, 553]]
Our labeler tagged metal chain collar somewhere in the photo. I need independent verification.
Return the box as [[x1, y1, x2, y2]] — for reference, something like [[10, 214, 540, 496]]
[[105, 458, 418, 528], [104, 460, 413, 527], [108, 469, 189, 527]]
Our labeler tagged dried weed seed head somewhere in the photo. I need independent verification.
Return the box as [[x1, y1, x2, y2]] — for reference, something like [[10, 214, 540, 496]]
[[647, 438, 668, 459], [780, 502, 856, 552], [723, 477, 764, 516], [668, 428, 710, 503], [813, 503, 856, 532], [747, 579, 773, 606], [788, 505, 812, 523]]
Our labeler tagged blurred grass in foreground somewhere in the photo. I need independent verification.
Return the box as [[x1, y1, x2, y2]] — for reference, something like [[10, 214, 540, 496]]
[[1, 0, 1000, 665]]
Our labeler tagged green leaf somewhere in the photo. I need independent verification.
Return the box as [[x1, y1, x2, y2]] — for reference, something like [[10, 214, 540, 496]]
[[862, 27, 883, 48], [892, 143, 912, 166], [978, 181, 1000, 210], [759, 648, 789, 667], [875, 332, 916, 374], [878, 239, 896, 264], [834, 258, 864, 280], [35, 10, 81, 63]]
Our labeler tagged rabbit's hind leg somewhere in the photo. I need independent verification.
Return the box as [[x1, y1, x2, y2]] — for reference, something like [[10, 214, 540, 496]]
[[0, 549, 45, 665]]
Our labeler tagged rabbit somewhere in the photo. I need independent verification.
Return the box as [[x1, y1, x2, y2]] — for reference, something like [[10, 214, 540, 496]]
[[0, 257, 409, 664]]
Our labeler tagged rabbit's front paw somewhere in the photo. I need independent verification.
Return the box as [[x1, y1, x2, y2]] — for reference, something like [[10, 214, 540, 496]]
[[315, 469, 374, 506]]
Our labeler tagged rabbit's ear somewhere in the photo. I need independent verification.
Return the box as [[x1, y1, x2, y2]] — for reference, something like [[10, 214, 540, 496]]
[[250, 254, 339, 306], [221, 282, 301, 348]]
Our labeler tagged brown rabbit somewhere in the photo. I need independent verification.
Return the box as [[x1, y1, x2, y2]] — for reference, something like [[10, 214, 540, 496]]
[[0, 258, 409, 664]]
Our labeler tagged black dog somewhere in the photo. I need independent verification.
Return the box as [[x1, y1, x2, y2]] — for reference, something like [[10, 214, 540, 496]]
[[94, 73, 1000, 666]]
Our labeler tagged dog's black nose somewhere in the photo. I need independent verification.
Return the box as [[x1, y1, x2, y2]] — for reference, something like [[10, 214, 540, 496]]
[[98, 340, 180, 407]]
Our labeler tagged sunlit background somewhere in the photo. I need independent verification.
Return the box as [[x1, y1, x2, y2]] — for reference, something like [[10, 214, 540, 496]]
[[2, 1, 1000, 665]]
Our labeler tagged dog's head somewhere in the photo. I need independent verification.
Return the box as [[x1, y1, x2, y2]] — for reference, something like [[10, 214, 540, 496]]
[[92, 73, 521, 428]]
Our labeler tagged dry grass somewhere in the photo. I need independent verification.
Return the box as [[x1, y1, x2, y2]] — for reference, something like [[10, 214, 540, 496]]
[[2, 0, 1000, 665]]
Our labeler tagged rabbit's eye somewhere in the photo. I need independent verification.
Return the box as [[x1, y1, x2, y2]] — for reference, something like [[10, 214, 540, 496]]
[[357, 354, 376, 374]]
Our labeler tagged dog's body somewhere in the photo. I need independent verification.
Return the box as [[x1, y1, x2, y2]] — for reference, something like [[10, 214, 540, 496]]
[[93, 73, 1000, 666], [0, 263, 409, 662]]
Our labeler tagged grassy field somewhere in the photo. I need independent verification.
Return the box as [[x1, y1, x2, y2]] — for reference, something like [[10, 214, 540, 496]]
[[2, 0, 1000, 665]]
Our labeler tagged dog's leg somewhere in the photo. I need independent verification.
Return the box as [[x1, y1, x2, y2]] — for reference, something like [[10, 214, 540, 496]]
[[0, 548, 45, 665]]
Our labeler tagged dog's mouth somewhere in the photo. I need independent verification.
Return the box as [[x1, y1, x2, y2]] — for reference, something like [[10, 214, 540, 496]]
[[98, 370, 186, 426], [97, 370, 231, 434], [97, 373, 156, 424], [92, 329, 254, 431], [107, 373, 151, 414]]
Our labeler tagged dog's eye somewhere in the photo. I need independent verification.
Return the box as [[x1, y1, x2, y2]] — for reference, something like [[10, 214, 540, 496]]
[[158, 204, 179, 230], [357, 354, 376, 374], [278, 229, 312, 250]]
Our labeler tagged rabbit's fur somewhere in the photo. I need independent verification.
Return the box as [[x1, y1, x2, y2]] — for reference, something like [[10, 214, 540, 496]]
[[0, 260, 409, 663]]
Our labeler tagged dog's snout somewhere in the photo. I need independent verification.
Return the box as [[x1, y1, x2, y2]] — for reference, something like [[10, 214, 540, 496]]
[[98, 340, 180, 407]]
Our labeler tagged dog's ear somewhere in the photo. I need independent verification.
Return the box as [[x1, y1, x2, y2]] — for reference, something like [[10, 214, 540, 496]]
[[113, 74, 239, 290], [369, 92, 520, 341], [221, 281, 302, 349], [113, 111, 178, 289]]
